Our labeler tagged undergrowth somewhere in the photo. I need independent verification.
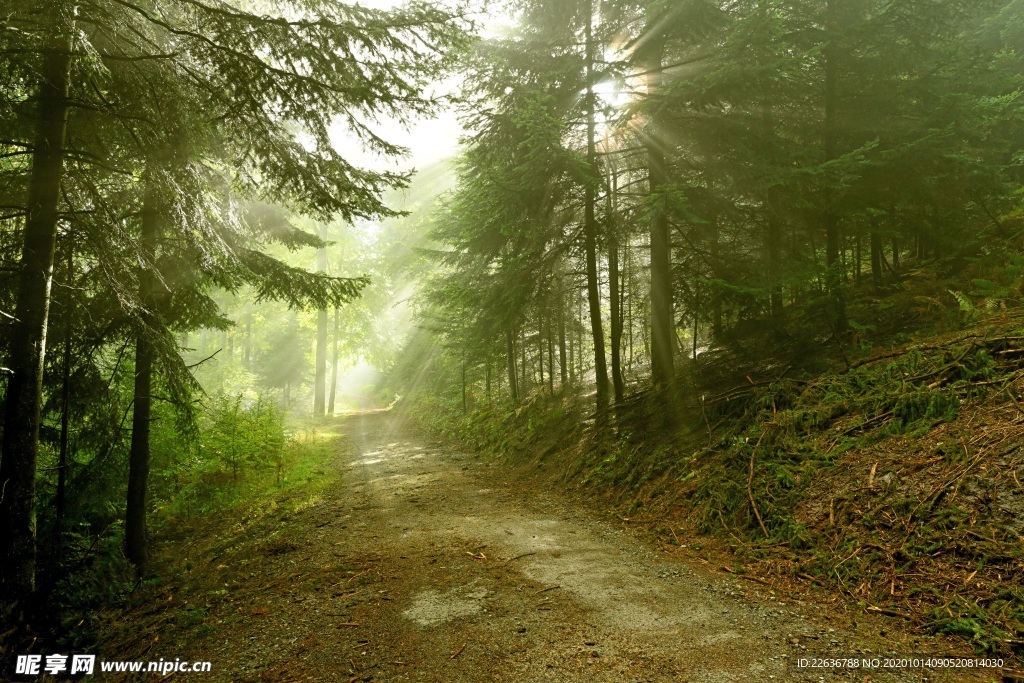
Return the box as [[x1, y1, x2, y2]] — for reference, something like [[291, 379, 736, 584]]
[[50, 397, 336, 653]]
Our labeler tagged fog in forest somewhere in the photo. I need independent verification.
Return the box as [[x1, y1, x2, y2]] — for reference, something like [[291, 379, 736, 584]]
[[2, 0, 1024, 678]]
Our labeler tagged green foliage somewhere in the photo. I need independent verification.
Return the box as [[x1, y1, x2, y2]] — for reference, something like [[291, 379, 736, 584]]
[[891, 389, 960, 430], [948, 290, 981, 323], [201, 395, 285, 482], [150, 394, 311, 522]]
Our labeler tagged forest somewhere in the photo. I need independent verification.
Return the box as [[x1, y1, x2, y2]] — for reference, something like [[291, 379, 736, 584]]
[[2, 0, 1024, 680]]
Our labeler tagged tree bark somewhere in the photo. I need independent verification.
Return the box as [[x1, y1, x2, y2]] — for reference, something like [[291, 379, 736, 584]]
[[607, 155, 624, 403], [55, 243, 74, 566], [243, 313, 251, 368], [506, 327, 519, 402], [625, 242, 634, 365], [757, 38, 785, 327], [645, 36, 674, 389], [520, 327, 528, 391], [854, 232, 862, 285], [567, 305, 576, 385], [871, 230, 883, 288], [537, 322, 544, 388], [547, 326, 554, 394], [823, 0, 847, 332], [709, 214, 723, 341], [313, 227, 328, 415], [485, 358, 492, 402], [764, 152, 784, 323], [557, 277, 567, 387], [0, 3, 74, 608], [125, 173, 163, 572], [584, 2, 609, 406], [609, 237, 624, 403], [327, 306, 339, 416]]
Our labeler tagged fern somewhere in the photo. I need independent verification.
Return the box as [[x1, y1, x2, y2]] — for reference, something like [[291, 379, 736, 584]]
[[948, 290, 981, 321]]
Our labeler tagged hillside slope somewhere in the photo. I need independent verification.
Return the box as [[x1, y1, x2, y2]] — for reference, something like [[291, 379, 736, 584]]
[[426, 312, 1024, 674]]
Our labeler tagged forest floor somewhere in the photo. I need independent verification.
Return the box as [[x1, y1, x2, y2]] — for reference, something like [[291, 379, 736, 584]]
[[97, 410, 1001, 682]]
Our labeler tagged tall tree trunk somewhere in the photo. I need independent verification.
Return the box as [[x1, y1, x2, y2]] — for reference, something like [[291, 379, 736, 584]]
[[537, 322, 544, 388], [125, 173, 163, 572], [547, 326, 554, 394], [485, 358, 492, 402], [709, 214, 723, 341], [645, 36, 674, 389], [313, 227, 328, 415], [854, 232, 862, 285], [327, 307, 339, 416], [841, 232, 849, 282], [822, 0, 847, 332], [567, 308, 576, 385], [506, 327, 519, 402], [584, 2, 609, 406], [607, 159, 624, 403], [609, 237, 624, 403], [766, 205, 784, 324], [55, 243, 74, 566], [243, 313, 251, 368], [577, 297, 584, 377], [557, 278, 568, 387], [520, 328, 528, 392], [625, 242, 634, 366], [870, 229, 883, 288], [0, 4, 74, 608], [761, 91, 785, 325]]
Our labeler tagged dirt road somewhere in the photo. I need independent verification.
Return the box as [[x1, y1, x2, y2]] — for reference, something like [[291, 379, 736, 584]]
[[170, 411, 995, 682]]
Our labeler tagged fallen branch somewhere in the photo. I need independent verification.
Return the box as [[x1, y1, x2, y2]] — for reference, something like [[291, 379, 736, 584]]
[[747, 428, 772, 538], [866, 604, 913, 620], [845, 333, 985, 372]]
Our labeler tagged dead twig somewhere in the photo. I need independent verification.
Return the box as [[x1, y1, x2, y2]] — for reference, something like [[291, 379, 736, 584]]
[[909, 450, 987, 521], [737, 574, 774, 587], [866, 604, 913, 620], [448, 643, 467, 661], [505, 552, 536, 563], [747, 427, 772, 538]]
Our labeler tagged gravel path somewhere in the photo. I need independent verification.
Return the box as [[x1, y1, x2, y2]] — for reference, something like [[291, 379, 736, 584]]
[[174, 411, 997, 682]]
